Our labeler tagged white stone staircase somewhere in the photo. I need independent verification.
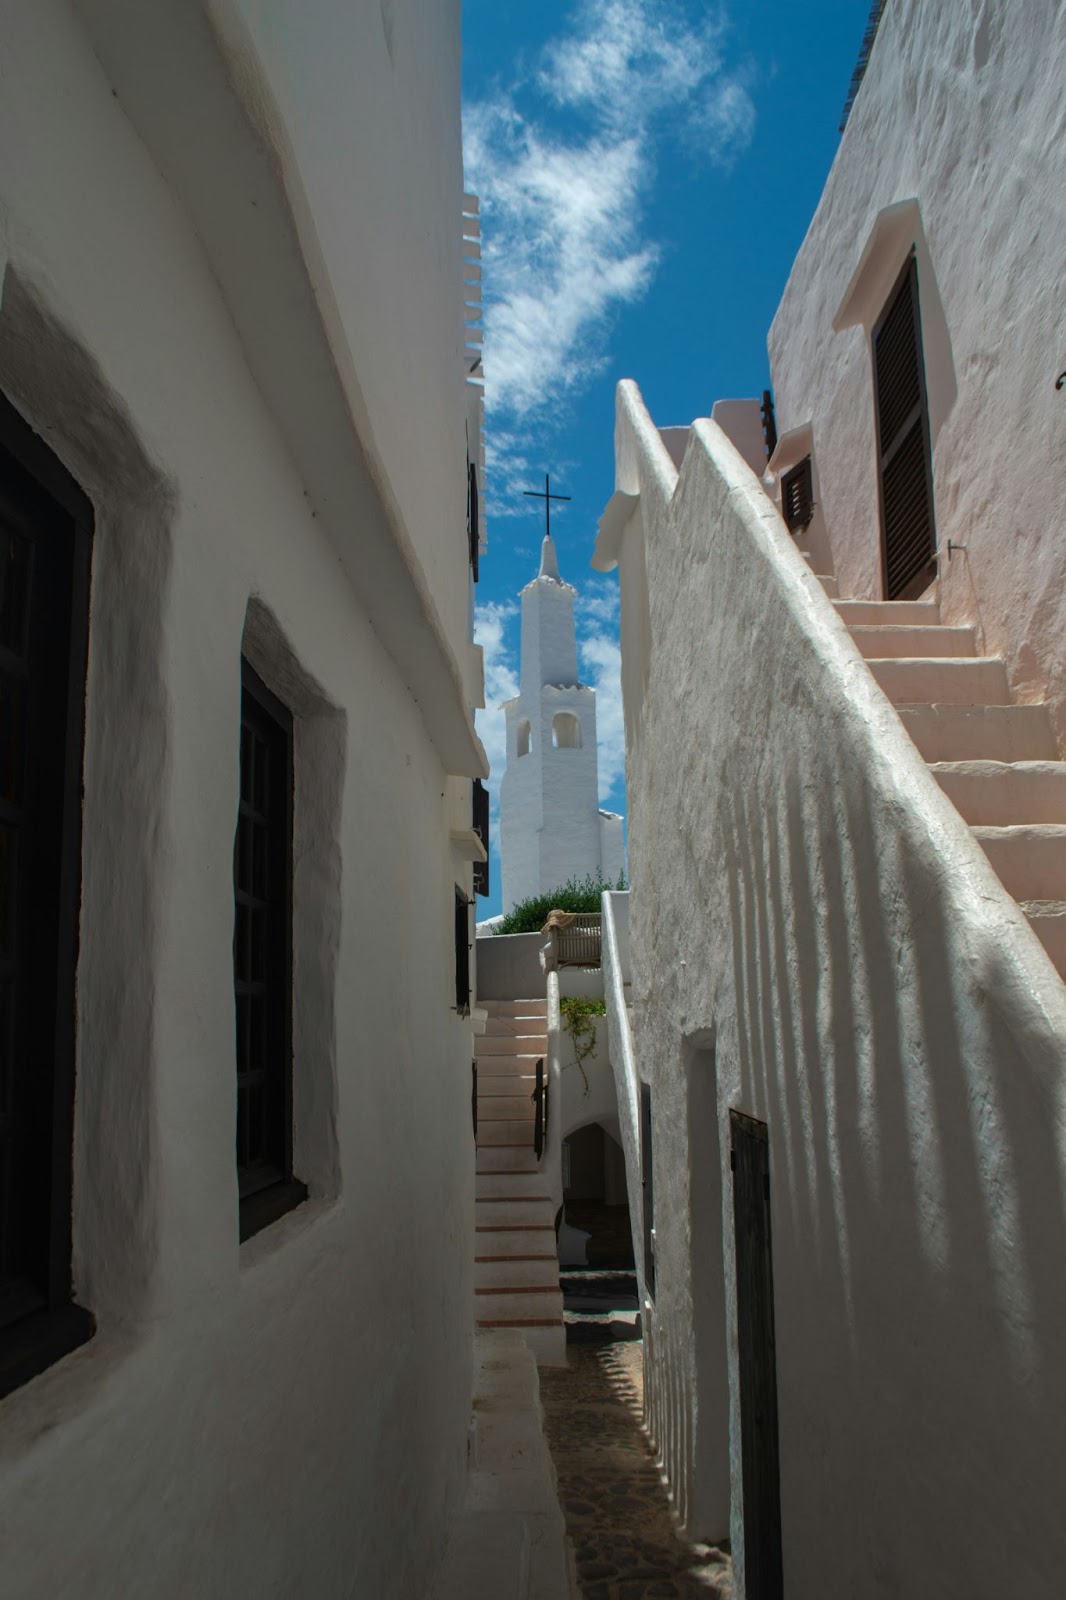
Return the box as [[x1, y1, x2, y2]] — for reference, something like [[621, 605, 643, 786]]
[[809, 564, 1066, 977], [474, 1000, 565, 1366]]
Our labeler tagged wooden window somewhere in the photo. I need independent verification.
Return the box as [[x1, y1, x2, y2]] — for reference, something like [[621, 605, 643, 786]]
[[233, 661, 306, 1241], [730, 1110, 783, 1600], [472, 778, 489, 898], [873, 254, 937, 600], [640, 1082, 655, 1298], [0, 391, 94, 1398], [467, 461, 480, 582], [780, 456, 814, 533], [454, 887, 471, 1015]]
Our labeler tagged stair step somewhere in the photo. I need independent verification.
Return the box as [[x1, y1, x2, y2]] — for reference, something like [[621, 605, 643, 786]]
[[848, 625, 975, 660], [896, 703, 1057, 762], [475, 1287, 564, 1323], [478, 1073, 536, 1097], [834, 599, 940, 626], [476, 1147, 541, 1173], [474, 1033, 547, 1056], [816, 574, 839, 597], [473, 1053, 545, 1075], [477, 1171, 550, 1200], [479, 1321, 566, 1368], [1020, 902, 1066, 976], [475, 1256, 560, 1289], [476, 1197, 555, 1228], [481, 1015, 549, 1035], [477, 1120, 536, 1147], [929, 761, 1066, 825], [480, 999, 547, 1015], [476, 1094, 537, 1119], [867, 656, 1009, 706], [475, 1225, 557, 1254], [972, 825, 1066, 902]]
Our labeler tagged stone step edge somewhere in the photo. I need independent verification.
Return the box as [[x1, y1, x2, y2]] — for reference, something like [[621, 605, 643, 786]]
[[475, 1285, 561, 1296], [476, 1195, 552, 1204], [476, 1318, 562, 1328], [475, 1254, 558, 1262], [476, 1222, 554, 1231]]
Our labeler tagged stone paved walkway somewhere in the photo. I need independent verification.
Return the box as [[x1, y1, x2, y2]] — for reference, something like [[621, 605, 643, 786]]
[[539, 1340, 733, 1599]]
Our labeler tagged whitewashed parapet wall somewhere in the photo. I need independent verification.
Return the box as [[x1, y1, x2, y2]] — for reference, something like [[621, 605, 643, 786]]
[[768, 0, 1066, 740], [0, 2, 483, 1596], [606, 378, 1066, 1595]]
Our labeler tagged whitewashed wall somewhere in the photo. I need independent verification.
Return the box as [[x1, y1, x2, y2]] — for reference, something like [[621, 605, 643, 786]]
[[612, 380, 1066, 1595], [0, 3, 478, 1595], [769, 0, 1066, 740]]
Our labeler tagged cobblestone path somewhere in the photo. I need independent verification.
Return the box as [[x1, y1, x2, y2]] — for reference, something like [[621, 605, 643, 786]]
[[539, 1340, 733, 1599]]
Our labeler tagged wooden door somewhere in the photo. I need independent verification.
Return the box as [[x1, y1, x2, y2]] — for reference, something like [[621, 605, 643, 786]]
[[640, 1082, 655, 1297], [873, 254, 937, 601], [730, 1109, 783, 1600]]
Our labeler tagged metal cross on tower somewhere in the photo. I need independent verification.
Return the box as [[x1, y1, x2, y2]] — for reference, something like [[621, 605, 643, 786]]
[[522, 472, 571, 540]]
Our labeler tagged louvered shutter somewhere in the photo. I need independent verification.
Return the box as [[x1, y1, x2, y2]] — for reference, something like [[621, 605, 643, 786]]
[[873, 256, 937, 600], [472, 778, 489, 898], [781, 456, 814, 533]]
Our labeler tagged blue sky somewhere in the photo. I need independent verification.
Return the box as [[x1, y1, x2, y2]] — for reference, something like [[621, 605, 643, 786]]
[[464, 0, 867, 918]]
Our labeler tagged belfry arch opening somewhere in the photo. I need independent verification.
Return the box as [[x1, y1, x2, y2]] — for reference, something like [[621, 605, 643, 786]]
[[517, 719, 531, 757], [552, 711, 581, 749]]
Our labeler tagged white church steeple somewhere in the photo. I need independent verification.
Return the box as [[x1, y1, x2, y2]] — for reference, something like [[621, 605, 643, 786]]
[[499, 530, 625, 914], [538, 532, 561, 581]]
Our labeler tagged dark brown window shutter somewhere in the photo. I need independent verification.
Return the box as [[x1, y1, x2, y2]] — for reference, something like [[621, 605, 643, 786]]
[[781, 456, 813, 533], [454, 887, 471, 1014], [873, 255, 937, 600], [472, 778, 489, 898], [467, 461, 479, 582]]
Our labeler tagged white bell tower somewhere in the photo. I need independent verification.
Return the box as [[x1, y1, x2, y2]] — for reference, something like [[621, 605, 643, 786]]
[[499, 532, 624, 914]]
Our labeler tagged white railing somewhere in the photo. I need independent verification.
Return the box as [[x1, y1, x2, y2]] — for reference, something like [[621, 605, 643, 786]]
[[541, 972, 564, 1219], [599, 892, 648, 1303]]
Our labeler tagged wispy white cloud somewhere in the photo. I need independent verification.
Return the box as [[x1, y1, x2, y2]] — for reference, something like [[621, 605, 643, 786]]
[[474, 599, 520, 830], [579, 631, 625, 801], [465, 109, 655, 418], [464, 0, 754, 422], [576, 578, 625, 801]]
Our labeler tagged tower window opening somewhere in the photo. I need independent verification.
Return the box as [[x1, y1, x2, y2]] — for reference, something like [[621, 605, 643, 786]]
[[552, 712, 581, 749], [517, 719, 531, 757]]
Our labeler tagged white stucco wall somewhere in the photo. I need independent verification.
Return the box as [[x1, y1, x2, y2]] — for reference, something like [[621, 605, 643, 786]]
[[0, 5, 476, 1595], [768, 0, 1066, 740], [222, 0, 473, 657], [612, 380, 1066, 1593]]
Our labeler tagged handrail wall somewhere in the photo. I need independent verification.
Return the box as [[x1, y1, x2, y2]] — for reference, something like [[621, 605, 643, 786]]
[[614, 374, 1066, 1586]]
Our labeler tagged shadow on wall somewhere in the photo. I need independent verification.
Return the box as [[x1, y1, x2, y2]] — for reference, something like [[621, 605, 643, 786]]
[[721, 750, 1066, 1592]]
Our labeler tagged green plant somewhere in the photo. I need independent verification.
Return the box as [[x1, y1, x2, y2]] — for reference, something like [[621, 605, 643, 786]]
[[494, 871, 627, 936], [559, 996, 606, 1095]]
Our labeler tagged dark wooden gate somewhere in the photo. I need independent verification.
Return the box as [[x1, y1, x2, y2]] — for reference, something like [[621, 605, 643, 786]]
[[873, 253, 937, 601], [730, 1110, 783, 1600], [640, 1082, 655, 1297], [531, 1058, 547, 1160]]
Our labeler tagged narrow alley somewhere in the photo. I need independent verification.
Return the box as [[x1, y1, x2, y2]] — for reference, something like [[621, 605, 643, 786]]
[[539, 1233, 733, 1599]]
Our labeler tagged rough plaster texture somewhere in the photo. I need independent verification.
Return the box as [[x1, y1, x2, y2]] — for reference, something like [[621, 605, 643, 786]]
[[768, 0, 1066, 743], [610, 380, 1066, 1595], [0, 5, 478, 1595], [71, 0, 484, 779], [475, 933, 546, 1002], [500, 541, 622, 912]]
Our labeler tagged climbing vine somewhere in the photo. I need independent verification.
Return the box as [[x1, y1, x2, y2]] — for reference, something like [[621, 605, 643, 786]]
[[560, 997, 606, 1096]]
